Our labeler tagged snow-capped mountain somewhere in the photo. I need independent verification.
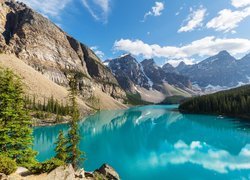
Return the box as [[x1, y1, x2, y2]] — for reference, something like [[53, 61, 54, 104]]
[[105, 54, 193, 103], [106, 54, 151, 92], [141, 59, 192, 90], [171, 51, 250, 90]]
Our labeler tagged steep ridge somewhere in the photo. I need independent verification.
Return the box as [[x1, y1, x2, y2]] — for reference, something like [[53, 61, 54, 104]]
[[107, 54, 151, 92], [141, 59, 192, 90], [0, 0, 126, 111]]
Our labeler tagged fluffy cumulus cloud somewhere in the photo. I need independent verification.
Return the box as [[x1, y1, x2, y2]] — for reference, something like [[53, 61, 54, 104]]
[[206, 7, 250, 33], [114, 36, 250, 64], [82, 0, 110, 23], [178, 7, 207, 33], [19, 0, 71, 18], [143, 2, 164, 22], [231, 0, 250, 8]]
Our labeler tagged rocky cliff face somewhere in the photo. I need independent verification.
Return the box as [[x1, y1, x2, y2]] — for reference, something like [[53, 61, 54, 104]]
[[107, 54, 151, 92], [0, 0, 126, 103], [141, 59, 192, 91], [106, 54, 193, 103], [162, 63, 177, 74], [174, 51, 250, 89]]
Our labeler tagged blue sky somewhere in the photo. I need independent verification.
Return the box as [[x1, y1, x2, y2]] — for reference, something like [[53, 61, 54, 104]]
[[20, 0, 250, 66]]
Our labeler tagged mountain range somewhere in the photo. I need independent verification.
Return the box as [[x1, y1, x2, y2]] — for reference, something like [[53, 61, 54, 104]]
[[105, 54, 194, 103], [0, 0, 250, 108], [174, 51, 250, 91], [105, 50, 250, 101]]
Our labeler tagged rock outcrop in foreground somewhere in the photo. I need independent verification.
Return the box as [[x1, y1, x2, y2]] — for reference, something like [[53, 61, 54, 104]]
[[1, 164, 120, 180], [0, 0, 126, 115]]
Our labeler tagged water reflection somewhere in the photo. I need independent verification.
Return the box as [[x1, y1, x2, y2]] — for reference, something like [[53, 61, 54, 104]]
[[33, 105, 250, 179]]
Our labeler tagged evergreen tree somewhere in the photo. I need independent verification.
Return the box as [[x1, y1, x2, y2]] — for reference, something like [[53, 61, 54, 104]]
[[179, 85, 250, 119], [55, 130, 68, 162], [0, 68, 36, 167], [66, 77, 84, 170]]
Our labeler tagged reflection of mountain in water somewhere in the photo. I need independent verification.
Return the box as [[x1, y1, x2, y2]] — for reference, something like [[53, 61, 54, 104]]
[[33, 105, 250, 179], [80, 105, 250, 155]]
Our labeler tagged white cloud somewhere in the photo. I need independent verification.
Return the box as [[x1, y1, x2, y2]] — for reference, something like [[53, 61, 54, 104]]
[[82, 0, 110, 23], [206, 7, 250, 33], [178, 7, 207, 33], [114, 36, 250, 64], [175, 6, 184, 16], [231, 0, 250, 8], [91, 46, 105, 58], [143, 141, 250, 174], [143, 2, 164, 22], [19, 0, 71, 18]]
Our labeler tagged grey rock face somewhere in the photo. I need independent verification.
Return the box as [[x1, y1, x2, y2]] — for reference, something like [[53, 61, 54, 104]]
[[175, 61, 191, 72], [174, 51, 250, 88], [106, 55, 192, 95], [94, 164, 120, 180], [0, 0, 126, 102], [47, 164, 75, 180], [238, 53, 250, 77], [141, 59, 192, 90], [107, 54, 151, 92], [162, 63, 177, 73]]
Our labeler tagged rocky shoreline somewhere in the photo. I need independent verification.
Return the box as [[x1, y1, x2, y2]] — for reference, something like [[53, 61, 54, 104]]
[[31, 110, 95, 127], [0, 164, 120, 180]]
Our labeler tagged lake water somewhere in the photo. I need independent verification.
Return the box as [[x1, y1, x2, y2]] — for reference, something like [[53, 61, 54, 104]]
[[33, 105, 250, 179]]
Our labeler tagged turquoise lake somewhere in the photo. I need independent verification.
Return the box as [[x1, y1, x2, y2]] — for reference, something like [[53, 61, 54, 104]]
[[33, 105, 250, 179]]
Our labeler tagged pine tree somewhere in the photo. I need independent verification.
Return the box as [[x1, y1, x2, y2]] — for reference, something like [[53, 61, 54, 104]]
[[0, 68, 36, 167], [66, 76, 84, 170], [55, 130, 68, 162]]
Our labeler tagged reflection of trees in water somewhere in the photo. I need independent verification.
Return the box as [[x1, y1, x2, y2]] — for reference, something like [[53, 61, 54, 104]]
[[33, 124, 69, 159], [164, 115, 250, 155], [33, 106, 250, 172], [81, 107, 250, 156], [182, 113, 250, 132]]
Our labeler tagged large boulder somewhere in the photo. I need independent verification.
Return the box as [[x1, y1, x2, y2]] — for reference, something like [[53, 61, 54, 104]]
[[75, 169, 85, 179], [46, 164, 75, 180], [0, 173, 7, 180], [15, 167, 30, 176], [94, 164, 120, 180]]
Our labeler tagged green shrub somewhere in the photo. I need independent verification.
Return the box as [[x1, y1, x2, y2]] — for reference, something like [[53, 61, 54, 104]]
[[30, 158, 64, 174], [0, 155, 17, 175]]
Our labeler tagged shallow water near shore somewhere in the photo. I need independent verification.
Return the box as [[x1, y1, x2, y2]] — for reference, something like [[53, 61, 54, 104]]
[[33, 105, 250, 179]]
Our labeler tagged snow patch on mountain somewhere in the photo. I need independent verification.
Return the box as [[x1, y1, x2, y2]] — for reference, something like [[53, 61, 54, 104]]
[[140, 64, 153, 88]]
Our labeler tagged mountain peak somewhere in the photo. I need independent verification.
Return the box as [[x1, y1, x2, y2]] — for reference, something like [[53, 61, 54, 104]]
[[163, 63, 174, 68], [141, 59, 156, 65], [119, 53, 132, 59], [217, 50, 230, 56], [200, 50, 235, 65], [179, 61, 187, 66], [176, 61, 187, 69], [162, 63, 176, 73]]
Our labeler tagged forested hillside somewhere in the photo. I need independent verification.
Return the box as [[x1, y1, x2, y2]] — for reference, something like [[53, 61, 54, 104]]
[[179, 85, 250, 119]]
